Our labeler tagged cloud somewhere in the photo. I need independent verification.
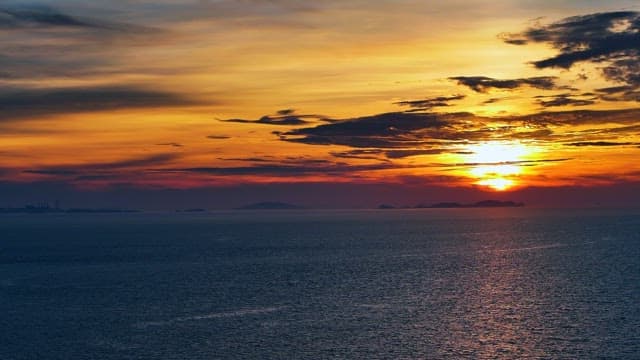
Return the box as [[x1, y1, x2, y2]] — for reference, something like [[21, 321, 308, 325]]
[[20, 153, 181, 184], [156, 143, 184, 148], [0, 6, 102, 29], [0, 85, 201, 121], [206, 135, 231, 140], [23, 169, 78, 176], [593, 86, 640, 102], [221, 109, 332, 126], [217, 156, 334, 166], [595, 85, 635, 94], [279, 110, 570, 148], [535, 94, 596, 107], [0, 5, 165, 83], [511, 108, 640, 127], [449, 76, 560, 93], [330, 148, 452, 160], [0, 5, 154, 32], [564, 141, 637, 147], [280, 111, 472, 148], [394, 94, 465, 111], [502, 11, 640, 88], [23, 154, 180, 175], [157, 162, 406, 177], [270, 106, 640, 151]]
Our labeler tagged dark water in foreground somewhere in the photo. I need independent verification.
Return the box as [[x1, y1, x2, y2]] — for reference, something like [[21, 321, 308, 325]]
[[1, 208, 639, 359]]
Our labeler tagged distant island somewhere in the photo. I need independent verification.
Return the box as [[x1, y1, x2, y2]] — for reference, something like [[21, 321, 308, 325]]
[[380, 200, 525, 209], [236, 201, 304, 210]]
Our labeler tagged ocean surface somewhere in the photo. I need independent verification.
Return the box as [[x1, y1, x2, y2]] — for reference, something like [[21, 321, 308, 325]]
[[1, 208, 639, 359]]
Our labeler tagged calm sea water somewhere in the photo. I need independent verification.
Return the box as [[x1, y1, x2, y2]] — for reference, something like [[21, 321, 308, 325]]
[[1, 208, 639, 359]]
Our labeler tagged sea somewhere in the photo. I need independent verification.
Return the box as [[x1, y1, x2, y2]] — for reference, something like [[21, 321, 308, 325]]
[[1, 208, 639, 359]]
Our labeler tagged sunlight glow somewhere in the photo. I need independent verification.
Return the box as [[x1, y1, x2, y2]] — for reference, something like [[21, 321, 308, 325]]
[[469, 142, 530, 164], [476, 178, 514, 191], [464, 141, 535, 191]]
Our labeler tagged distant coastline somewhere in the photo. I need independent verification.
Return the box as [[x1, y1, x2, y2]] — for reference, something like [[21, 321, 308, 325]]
[[1, 199, 524, 214]]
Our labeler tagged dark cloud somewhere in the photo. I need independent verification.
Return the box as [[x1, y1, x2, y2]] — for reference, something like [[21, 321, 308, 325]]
[[157, 162, 409, 177], [218, 157, 340, 169], [83, 153, 180, 170], [535, 94, 596, 107], [270, 107, 640, 150], [0, 86, 201, 121], [219, 157, 276, 163], [394, 94, 465, 111], [156, 143, 184, 148], [0, 5, 163, 83], [595, 124, 640, 135], [281, 112, 474, 148], [206, 135, 231, 140], [22, 153, 180, 178], [330, 148, 451, 160], [510, 108, 640, 127], [221, 109, 332, 126], [278, 110, 568, 148], [594, 86, 640, 102], [449, 76, 559, 93], [23, 169, 78, 176], [0, 6, 102, 29], [385, 149, 456, 158], [0, 5, 153, 32], [564, 141, 637, 147], [595, 85, 635, 94], [508, 129, 555, 140], [502, 11, 640, 88]]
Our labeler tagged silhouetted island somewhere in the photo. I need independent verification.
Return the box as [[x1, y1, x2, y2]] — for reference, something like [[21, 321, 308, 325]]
[[237, 201, 304, 210]]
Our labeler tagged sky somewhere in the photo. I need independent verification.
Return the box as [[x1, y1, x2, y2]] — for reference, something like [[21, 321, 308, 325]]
[[2, 0, 640, 209]]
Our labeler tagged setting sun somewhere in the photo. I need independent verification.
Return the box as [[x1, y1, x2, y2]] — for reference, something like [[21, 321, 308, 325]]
[[463, 141, 536, 191], [476, 177, 515, 191]]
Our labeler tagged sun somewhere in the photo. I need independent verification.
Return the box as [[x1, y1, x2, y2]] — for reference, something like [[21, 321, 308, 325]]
[[462, 141, 535, 191], [476, 178, 515, 191]]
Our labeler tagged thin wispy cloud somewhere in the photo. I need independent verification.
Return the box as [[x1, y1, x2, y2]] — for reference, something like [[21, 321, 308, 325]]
[[394, 94, 465, 112], [221, 109, 332, 126], [0, 86, 202, 121]]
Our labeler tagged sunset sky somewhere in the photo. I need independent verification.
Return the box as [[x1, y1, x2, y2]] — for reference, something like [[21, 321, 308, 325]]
[[2, 0, 640, 208]]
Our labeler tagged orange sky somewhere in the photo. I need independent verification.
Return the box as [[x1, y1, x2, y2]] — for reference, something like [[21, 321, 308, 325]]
[[1, 1, 640, 207]]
